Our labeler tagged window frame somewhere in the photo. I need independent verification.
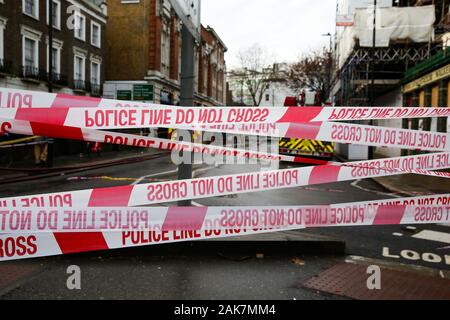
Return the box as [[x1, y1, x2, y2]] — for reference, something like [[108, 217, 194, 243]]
[[90, 60, 101, 85], [22, 0, 40, 20], [74, 12, 86, 42], [46, 0, 61, 30], [73, 54, 86, 82], [90, 21, 101, 48], [46, 39, 62, 75]]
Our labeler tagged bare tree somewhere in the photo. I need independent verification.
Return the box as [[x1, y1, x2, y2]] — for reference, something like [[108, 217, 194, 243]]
[[229, 44, 275, 106], [287, 48, 332, 103]]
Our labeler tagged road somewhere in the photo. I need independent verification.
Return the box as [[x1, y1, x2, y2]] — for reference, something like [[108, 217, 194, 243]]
[[0, 154, 449, 299]]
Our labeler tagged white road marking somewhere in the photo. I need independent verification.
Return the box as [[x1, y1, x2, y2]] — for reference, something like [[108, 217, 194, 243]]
[[412, 230, 450, 244], [405, 226, 417, 231], [392, 233, 403, 237], [351, 180, 401, 198]]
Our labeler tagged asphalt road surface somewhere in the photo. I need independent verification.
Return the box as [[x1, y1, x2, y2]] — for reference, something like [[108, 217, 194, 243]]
[[0, 154, 449, 299]]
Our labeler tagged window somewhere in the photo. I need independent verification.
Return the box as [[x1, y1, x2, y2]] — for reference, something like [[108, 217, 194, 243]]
[[91, 21, 101, 48], [46, 39, 62, 75], [21, 26, 42, 77], [23, 0, 39, 19], [0, 17, 6, 62], [24, 38, 37, 67], [90, 61, 100, 85], [47, 0, 61, 29], [161, 24, 170, 77], [74, 13, 86, 41], [74, 55, 85, 81]]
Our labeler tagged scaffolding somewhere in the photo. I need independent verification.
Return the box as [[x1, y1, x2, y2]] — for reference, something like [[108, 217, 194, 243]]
[[334, 0, 449, 106]]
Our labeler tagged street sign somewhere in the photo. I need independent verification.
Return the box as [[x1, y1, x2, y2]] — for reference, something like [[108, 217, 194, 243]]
[[117, 90, 132, 101], [169, 0, 201, 41], [336, 14, 354, 27], [133, 84, 154, 101]]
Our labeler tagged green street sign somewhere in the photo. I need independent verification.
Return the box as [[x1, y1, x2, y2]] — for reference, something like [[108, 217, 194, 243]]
[[117, 90, 132, 101], [133, 84, 154, 101]]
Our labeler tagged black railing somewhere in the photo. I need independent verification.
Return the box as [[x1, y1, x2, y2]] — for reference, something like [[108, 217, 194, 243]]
[[90, 83, 101, 96], [74, 79, 86, 91], [51, 73, 68, 86], [22, 66, 40, 79]]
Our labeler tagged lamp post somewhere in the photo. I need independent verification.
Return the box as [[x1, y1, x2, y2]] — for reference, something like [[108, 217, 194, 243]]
[[47, 0, 54, 167]]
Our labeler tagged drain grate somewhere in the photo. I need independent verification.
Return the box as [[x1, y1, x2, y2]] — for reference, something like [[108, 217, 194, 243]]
[[304, 263, 450, 300]]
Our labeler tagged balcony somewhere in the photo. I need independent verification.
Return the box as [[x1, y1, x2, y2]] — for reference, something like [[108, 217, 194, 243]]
[[73, 79, 87, 91], [51, 73, 68, 87], [90, 83, 101, 97], [22, 66, 41, 80], [0, 59, 12, 74]]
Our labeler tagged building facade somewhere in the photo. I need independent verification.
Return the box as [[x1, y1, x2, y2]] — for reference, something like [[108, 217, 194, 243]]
[[227, 63, 295, 106], [402, 48, 450, 155], [0, 0, 107, 96], [104, 0, 227, 106], [332, 0, 448, 159]]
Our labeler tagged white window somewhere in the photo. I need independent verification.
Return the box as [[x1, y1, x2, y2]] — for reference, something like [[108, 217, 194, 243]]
[[161, 25, 170, 77], [46, 0, 61, 29], [91, 61, 100, 85], [91, 21, 101, 48], [0, 17, 6, 61], [46, 39, 62, 75], [23, 0, 39, 20], [74, 55, 86, 81], [24, 38, 37, 67], [74, 13, 86, 41]]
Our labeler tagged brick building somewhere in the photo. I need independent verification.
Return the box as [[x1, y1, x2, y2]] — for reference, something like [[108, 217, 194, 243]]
[[0, 0, 107, 96], [104, 0, 227, 106]]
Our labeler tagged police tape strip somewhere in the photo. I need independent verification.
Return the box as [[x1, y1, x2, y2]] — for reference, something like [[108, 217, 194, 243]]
[[1, 193, 449, 261], [2, 88, 450, 125], [0, 152, 449, 210], [0, 118, 300, 163], [1, 201, 449, 233], [2, 105, 450, 130], [2, 118, 450, 180], [170, 121, 450, 152]]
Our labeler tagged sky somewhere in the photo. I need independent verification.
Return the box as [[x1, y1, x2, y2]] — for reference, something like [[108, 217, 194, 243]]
[[201, 0, 337, 69]]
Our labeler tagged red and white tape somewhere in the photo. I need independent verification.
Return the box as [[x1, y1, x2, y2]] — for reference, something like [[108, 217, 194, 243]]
[[2, 105, 449, 129], [1, 202, 449, 233], [178, 121, 450, 152], [2, 118, 450, 179], [0, 152, 449, 210], [1, 193, 449, 261]]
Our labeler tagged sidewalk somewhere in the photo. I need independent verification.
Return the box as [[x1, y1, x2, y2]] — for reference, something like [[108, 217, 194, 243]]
[[373, 174, 450, 196]]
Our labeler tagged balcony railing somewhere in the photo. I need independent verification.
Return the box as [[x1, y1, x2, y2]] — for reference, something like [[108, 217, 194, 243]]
[[51, 73, 68, 87], [0, 59, 11, 74], [74, 79, 86, 91], [90, 83, 101, 96], [22, 66, 40, 80]]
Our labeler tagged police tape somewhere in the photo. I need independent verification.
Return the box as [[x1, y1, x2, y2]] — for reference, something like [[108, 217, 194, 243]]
[[0, 152, 448, 210], [1, 193, 449, 261], [170, 121, 450, 153], [2, 118, 450, 180], [0, 201, 449, 233], [2, 88, 450, 125], [2, 105, 450, 130]]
